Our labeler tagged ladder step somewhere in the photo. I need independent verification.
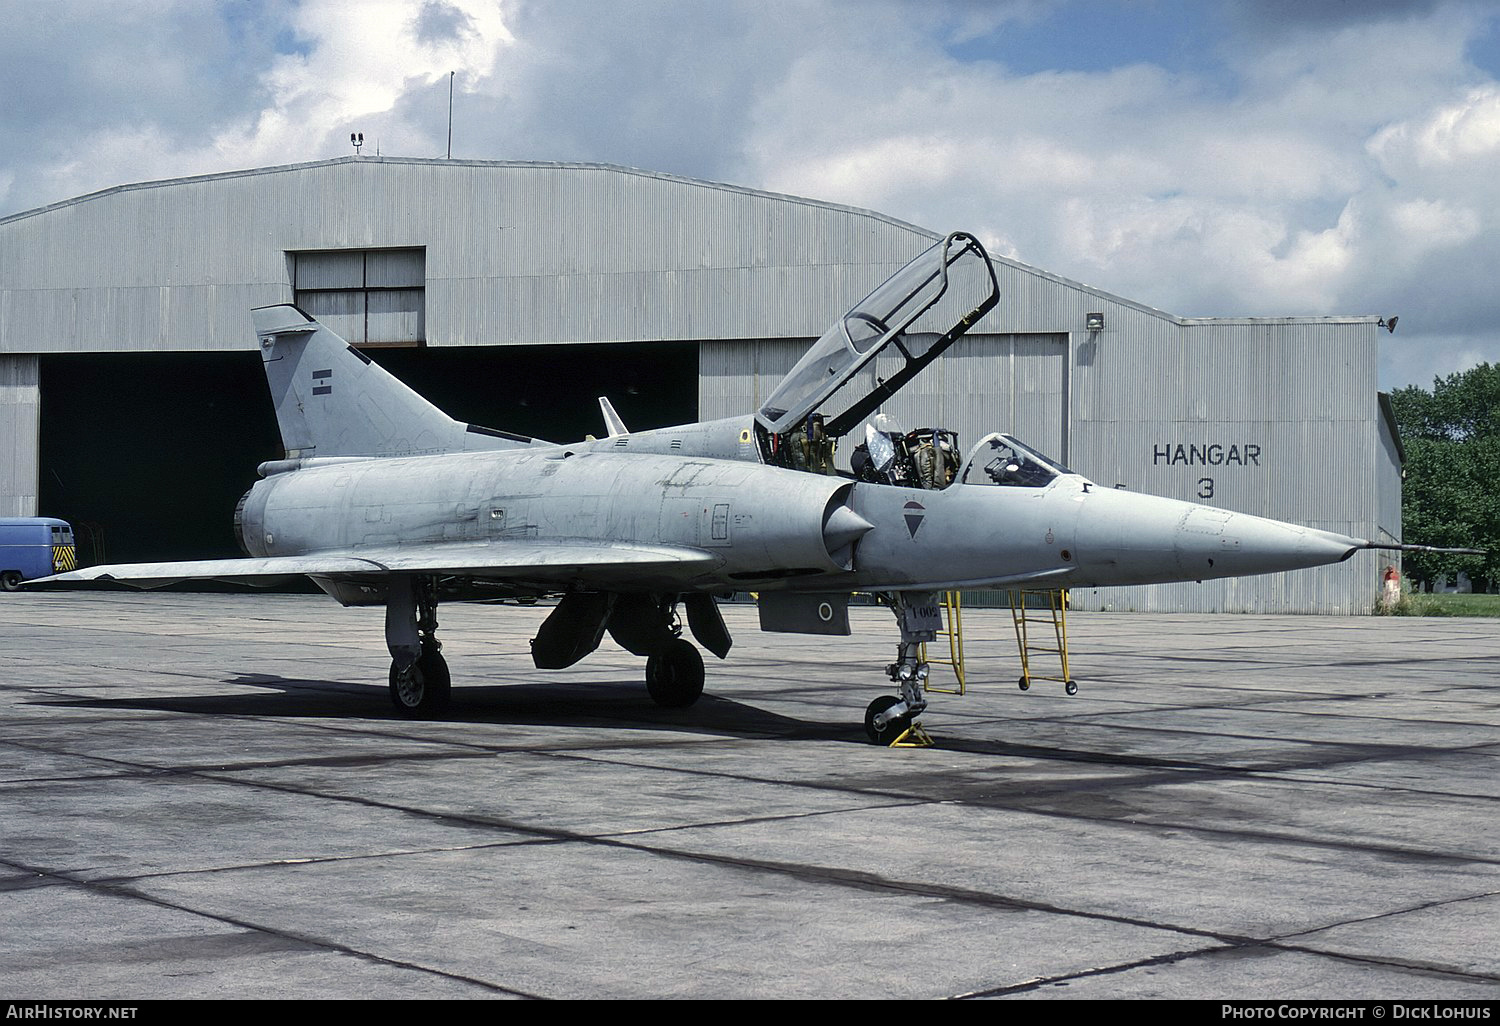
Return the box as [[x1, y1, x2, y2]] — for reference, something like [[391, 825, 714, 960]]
[[920, 590, 966, 695]]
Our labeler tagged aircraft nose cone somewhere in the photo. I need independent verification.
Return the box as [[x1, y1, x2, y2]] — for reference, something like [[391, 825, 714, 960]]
[[1073, 487, 1362, 586], [1174, 506, 1359, 578]]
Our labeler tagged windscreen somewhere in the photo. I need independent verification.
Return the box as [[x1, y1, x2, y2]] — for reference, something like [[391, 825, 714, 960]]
[[959, 434, 1074, 488]]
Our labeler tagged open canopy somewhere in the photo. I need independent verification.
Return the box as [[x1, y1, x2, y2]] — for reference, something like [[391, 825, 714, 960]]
[[756, 232, 1000, 438]]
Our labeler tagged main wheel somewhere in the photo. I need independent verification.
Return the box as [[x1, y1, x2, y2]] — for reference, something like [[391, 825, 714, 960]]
[[389, 645, 451, 717], [0, 571, 22, 592], [645, 639, 705, 708], [864, 694, 910, 746]]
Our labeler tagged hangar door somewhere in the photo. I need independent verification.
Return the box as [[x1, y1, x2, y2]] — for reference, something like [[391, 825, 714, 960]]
[[39, 342, 699, 566]]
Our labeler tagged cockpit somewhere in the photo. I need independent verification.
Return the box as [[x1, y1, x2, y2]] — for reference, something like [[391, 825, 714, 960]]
[[751, 231, 1077, 493], [850, 421, 962, 490], [851, 424, 1073, 491], [957, 433, 1073, 488]]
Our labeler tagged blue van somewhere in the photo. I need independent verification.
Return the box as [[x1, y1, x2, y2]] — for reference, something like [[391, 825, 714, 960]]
[[0, 518, 76, 590]]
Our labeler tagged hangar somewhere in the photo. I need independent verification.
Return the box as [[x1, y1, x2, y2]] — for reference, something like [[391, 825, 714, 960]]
[[0, 156, 1402, 613]]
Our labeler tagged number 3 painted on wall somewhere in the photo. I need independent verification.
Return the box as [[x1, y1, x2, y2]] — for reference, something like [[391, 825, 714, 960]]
[[1197, 478, 1214, 499]]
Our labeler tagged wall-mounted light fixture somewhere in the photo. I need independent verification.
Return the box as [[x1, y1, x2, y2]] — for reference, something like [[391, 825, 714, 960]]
[[1085, 312, 1104, 332]]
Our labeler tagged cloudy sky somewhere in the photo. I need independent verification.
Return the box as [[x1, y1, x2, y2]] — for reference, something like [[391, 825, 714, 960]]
[[3, 0, 1498, 390]]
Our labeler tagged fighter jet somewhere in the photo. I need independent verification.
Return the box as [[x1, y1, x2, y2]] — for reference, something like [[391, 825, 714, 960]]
[[38, 232, 1444, 743]]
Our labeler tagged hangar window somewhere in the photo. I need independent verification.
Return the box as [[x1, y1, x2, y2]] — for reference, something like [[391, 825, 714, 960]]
[[292, 248, 425, 347]]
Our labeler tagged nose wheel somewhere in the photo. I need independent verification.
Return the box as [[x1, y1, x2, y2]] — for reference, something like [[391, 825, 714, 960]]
[[864, 691, 933, 747], [864, 695, 909, 745]]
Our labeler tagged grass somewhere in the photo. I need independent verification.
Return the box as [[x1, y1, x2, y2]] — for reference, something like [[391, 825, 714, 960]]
[[1384, 592, 1500, 617]]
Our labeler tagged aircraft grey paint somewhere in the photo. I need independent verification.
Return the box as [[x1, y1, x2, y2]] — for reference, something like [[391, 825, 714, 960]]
[[38, 233, 1448, 743]]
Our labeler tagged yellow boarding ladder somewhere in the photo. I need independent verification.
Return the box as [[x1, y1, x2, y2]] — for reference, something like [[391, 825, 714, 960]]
[[1008, 589, 1077, 696], [920, 590, 966, 694]]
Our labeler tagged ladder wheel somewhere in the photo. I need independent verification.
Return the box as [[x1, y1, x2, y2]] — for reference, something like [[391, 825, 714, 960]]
[[1065, 680, 1078, 696], [1017, 677, 1030, 692]]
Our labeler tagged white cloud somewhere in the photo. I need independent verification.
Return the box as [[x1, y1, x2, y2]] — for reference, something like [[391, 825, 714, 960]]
[[1388, 197, 1480, 252], [209, 0, 513, 166], [0, 0, 513, 209], [1381, 332, 1496, 390], [724, 1, 1500, 385], [1370, 84, 1500, 171]]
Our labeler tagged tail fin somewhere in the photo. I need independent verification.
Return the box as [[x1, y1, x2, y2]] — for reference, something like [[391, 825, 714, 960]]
[[252, 305, 541, 458], [598, 396, 629, 437]]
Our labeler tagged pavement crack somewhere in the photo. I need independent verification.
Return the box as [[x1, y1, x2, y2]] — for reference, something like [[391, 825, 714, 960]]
[[0, 854, 543, 998]]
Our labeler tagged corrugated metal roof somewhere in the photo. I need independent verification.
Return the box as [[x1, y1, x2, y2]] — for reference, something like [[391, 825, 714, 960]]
[[0, 155, 939, 237], [0, 157, 943, 353]]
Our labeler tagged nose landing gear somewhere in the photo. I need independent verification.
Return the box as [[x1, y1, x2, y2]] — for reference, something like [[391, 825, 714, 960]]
[[864, 591, 941, 746]]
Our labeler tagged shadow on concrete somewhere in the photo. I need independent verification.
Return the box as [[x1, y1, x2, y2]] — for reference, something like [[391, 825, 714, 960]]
[[32, 671, 867, 745]]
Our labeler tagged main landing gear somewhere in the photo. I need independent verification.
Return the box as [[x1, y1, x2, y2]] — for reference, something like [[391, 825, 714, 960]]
[[386, 575, 450, 717], [529, 591, 726, 709], [646, 637, 705, 708], [864, 591, 940, 747], [610, 596, 708, 708]]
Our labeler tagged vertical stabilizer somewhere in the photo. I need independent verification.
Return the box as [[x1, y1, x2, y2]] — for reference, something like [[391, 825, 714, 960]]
[[252, 305, 540, 458], [598, 396, 629, 437]]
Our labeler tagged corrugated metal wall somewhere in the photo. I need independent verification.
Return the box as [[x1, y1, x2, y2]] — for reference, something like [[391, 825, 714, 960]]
[[0, 355, 39, 515], [0, 157, 936, 355], [1376, 402, 1404, 546], [1065, 318, 1386, 613]]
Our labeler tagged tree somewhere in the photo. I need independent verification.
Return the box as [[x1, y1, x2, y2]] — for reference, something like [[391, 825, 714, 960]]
[[1388, 364, 1500, 591]]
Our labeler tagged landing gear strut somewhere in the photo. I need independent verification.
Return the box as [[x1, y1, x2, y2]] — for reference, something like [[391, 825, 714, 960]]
[[386, 575, 450, 717], [864, 591, 940, 746]]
